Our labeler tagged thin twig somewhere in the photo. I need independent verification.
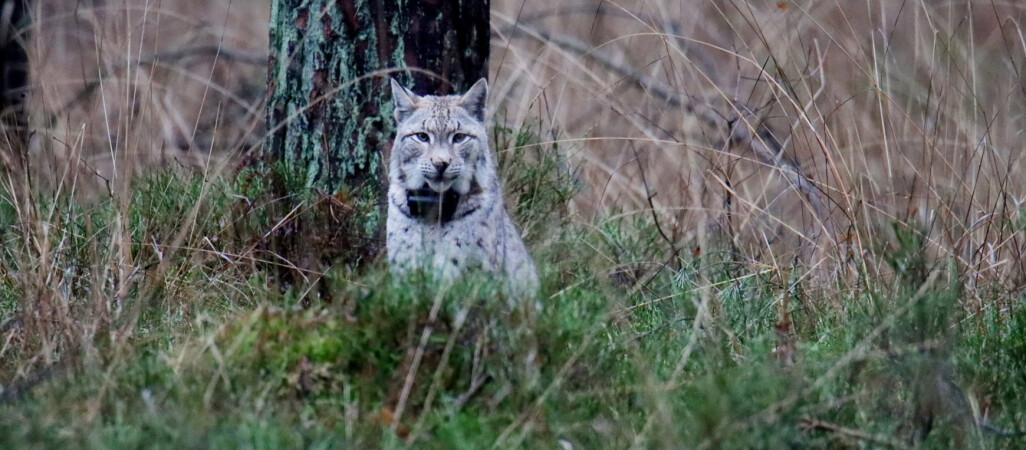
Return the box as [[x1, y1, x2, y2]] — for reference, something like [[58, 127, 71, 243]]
[[59, 45, 267, 113], [800, 417, 908, 449], [506, 22, 834, 245]]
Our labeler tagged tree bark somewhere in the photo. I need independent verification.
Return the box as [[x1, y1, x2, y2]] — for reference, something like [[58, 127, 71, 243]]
[[0, 0, 28, 138], [265, 0, 489, 193]]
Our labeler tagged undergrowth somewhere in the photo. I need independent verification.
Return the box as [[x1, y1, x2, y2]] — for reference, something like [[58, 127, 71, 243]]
[[0, 127, 1024, 449]]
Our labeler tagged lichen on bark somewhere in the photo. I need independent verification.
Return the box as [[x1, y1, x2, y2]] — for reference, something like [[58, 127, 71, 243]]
[[265, 0, 489, 195]]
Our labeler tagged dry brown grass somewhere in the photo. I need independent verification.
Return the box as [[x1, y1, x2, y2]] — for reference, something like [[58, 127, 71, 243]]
[[9, 0, 1026, 301], [24, 0, 268, 195], [492, 0, 1026, 300], [1, 0, 271, 384]]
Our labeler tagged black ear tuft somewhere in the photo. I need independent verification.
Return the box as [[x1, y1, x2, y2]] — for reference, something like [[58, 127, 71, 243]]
[[391, 78, 420, 123], [459, 78, 488, 122]]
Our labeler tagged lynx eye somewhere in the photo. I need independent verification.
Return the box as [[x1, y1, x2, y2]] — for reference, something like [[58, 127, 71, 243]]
[[411, 132, 430, 143], [452, 133, 470, 144]]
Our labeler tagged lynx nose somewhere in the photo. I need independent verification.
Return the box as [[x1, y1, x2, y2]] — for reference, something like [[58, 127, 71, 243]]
[[431, 159, 450, 175]]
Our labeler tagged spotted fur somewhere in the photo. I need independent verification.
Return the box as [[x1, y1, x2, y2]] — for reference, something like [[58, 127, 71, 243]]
[[385, 78, 539, 298]]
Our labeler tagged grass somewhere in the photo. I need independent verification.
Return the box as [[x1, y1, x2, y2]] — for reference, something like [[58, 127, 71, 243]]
[[1, 127, 1024, 448], [2, 0, 1026, 448]]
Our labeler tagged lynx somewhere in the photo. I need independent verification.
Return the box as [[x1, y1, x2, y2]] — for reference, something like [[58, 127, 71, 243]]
[[385, 78, 539, 298]]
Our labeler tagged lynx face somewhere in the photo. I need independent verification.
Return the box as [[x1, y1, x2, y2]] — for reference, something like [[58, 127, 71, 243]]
[[389, 78, 489, 195], [386, 78, 539, 297]]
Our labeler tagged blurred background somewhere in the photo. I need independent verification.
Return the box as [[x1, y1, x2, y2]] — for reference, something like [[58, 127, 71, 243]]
[[15, 0, 1026, 292]]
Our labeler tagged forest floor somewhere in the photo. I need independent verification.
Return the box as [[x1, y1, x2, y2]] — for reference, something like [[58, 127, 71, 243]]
[[1, 124, 1024, 449]]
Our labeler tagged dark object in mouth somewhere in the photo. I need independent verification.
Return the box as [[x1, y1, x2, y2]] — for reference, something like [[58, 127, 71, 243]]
[[407, 187, 461, 223]]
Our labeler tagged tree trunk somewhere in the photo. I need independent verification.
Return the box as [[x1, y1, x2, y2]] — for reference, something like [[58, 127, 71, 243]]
[[0, 0, 28, 149], [265, 0, 490, 193]]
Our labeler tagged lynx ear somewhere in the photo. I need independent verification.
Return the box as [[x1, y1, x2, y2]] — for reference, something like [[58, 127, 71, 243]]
[[459, 78, 488, 122], [390, 78, 420, 123]]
